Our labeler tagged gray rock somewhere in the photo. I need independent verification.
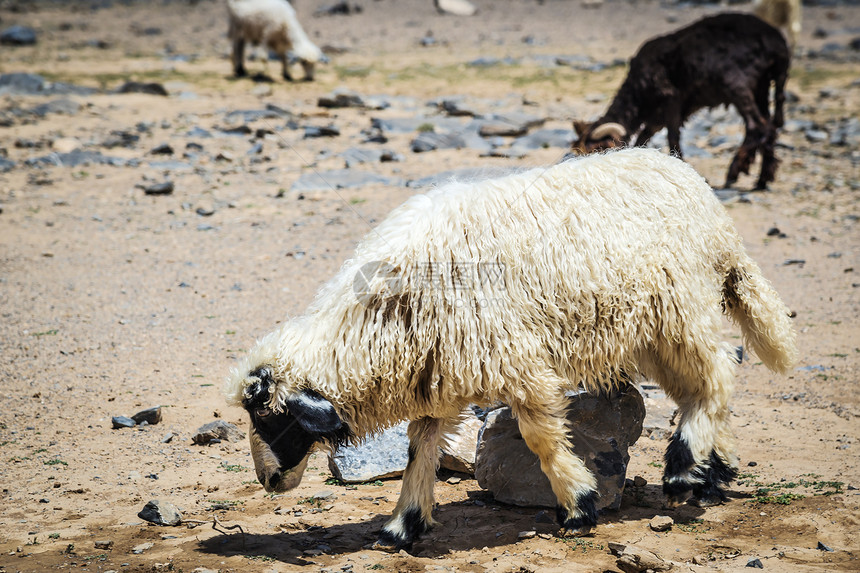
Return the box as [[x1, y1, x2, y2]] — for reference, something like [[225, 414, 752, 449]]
[[93, 540, 113, 549], [0, 73, 96, 96], [147, 160, 193, 172], [371, 116, 464, 135], [615, 544, 671, 572], [477, 112, 545, 137], [112, 416, 136, 429], [192, 420, 245, 445], [138, 500, 182, 526], [0, 157, 15, 172], [131, 542, 154, 554], [329, 421, 409, 482], [510, 128, 575, 152], [291, 169, 403, 192], [829, 117, 860, 146], [30, 99, 81, 118], [1, 26, 37, 46], [440, 414, 482, 474], [411, 131, 467, 152], [132, 407, 162, 425], [318, 88, 390, 110], [436, 97, 481, 117], [224, 108, 284, 122], [149, 143, 174, 156], [435, 0, 477, 16], [113, 81, 168, 96], [304, 124, 341, 138], [746, 557, 764, 568], [805, 129, 829, 143], [649, 515, 673, 532], [140, 182, 174, 196], [637, 384, 676, 440], [475, 385, 645, 511], [340, 147, 403, 168], [186, 127, 212, 138]]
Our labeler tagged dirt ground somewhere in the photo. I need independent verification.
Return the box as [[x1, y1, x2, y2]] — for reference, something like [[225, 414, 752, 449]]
[[0, 0, 858, 571]]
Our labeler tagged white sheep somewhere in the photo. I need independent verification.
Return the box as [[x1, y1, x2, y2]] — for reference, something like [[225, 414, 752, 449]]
[[226, 0, 327, 81], [224, 148, 797, 550], [754, 0, 801, 49]]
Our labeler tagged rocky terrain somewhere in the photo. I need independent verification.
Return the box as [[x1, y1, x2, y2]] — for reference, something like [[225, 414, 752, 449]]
[[0, 0, 858, 571]]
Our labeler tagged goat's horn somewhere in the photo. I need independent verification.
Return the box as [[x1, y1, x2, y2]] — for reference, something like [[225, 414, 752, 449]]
[[590, 122, 627, 141]]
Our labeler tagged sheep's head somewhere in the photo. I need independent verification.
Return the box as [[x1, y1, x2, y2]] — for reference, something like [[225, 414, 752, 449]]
[[240, 366, 350, 492], [571, 120, 628, 154]]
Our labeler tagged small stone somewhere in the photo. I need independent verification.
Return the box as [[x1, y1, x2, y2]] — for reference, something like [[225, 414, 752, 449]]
[[111, 416, 136, 429], [141, 182, 174, 196], [615, 544, 671, 572], [149, 143, 174, 156], [649, 515, 673, 532], [192, 420, 244, 445], [131, 542, 154, 554], [138, 500, 182, 526], [114, 81, 168, 96], [94, 540, 113, 550], [633, 476, 647, 487], [435, 0, 477, 16], [131, 407, 162, 425], [1, 26, 37, 46], [446, 476, 461, 484], [517, 530, 536, 539], [746, 557, 764, 568], [817, 541, 834, 552], [52, 137, 81, 153]]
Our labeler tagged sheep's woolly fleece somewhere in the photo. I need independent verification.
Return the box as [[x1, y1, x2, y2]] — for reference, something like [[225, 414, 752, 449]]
[[227, 0, 325, 63], [225, 148, 796, 439]]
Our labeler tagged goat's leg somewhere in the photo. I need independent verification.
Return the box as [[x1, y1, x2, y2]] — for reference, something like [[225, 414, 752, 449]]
[[375, 417, 441, 551], [232, 38, 247, 77], [644, 339, 739, 507], [756, 124, 780, 190], [726, 92, 768, 188], [633, 124, 659, 147], [512, 394, 598, 537], [666, 115, 684, 160]]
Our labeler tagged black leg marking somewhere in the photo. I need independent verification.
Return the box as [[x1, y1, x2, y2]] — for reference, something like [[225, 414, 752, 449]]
[[555, 490, 598, 537], [691, 450, 738, 507], [376, 506, 428, 551], [663, 432, 696, 499]]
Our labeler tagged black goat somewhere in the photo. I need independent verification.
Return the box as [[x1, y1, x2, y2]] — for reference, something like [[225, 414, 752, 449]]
[[572, 13, 790, 190]]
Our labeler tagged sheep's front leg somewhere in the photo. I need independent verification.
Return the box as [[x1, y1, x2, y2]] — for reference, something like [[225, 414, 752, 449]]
[[231, 38, 247, 77], [513, 398, 598, 537], [280, 53, 294, 82], [374, 417, 441, 551]]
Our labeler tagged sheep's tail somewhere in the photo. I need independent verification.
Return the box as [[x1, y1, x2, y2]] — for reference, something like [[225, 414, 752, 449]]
[[723, 258, 797, 374]]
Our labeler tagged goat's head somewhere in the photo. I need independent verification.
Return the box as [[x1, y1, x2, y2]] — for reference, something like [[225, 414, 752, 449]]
[[571, 120, 628, 154], [239, 366, 349, 492]]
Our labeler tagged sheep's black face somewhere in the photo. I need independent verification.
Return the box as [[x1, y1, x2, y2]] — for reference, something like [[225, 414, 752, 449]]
[[242, 367, 349, 492]]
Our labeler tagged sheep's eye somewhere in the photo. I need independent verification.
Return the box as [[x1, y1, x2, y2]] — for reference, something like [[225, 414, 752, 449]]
[[255, 407, 272, 418]]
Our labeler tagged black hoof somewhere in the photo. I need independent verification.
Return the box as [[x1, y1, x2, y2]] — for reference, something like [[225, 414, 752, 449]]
[[375, 507, 428, 551], [663, 434, 737, 508], [556, 491, 598, 537]]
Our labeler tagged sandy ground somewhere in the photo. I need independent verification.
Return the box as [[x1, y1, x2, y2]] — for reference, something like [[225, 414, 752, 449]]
[[0, 0, 858, 571]]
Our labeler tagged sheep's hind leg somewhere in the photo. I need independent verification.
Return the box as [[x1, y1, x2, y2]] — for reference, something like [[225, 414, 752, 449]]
[[654, 344, 739, 507], [513, 395, 598, 537], [374, 417, 441, 551]]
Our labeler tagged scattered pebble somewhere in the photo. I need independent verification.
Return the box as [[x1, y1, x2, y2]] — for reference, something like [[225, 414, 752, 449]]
[[649, 515, 673, 532]]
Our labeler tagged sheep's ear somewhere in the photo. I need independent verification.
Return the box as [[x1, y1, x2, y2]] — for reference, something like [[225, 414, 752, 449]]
[[285, 389, 343, 435]]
